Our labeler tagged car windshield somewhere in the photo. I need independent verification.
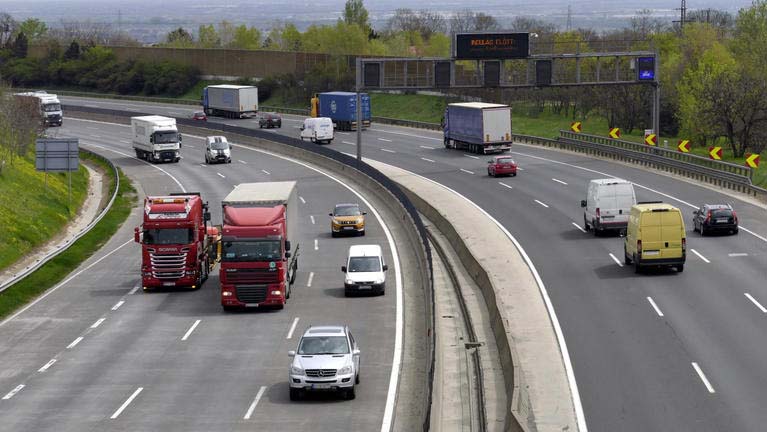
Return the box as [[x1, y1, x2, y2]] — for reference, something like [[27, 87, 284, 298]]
[[143, 228, 193, 245], [335, 206, 360, 216], [496, 158, 514, 164], [194, 112, 204, 117], [210, 142, 229, 150], [222, 240, 281, 262], [348, 256, 381, 272], [298, 336, 349, 355], [154, 131, 178, 144]]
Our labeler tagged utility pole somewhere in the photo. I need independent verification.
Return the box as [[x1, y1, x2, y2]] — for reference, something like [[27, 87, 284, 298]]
[[674, 0, 688, 29], [566, 5, 573, 32]]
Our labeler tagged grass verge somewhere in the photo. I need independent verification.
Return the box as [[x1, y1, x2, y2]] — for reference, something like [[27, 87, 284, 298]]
[[0, 158, 136, 320]]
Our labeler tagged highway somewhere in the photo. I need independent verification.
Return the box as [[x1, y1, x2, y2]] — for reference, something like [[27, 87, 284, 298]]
[[58, 95, 767, 431], [0, 118, 406, 431]]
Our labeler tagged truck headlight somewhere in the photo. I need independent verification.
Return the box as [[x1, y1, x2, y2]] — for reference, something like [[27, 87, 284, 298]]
[[222, 291, 233, 297], [291, 365, 304, 375], [271, 290, 282, 296], [338, 365, 352, 375], [374, 276, 385, 284], [345, 278, 354, 285]]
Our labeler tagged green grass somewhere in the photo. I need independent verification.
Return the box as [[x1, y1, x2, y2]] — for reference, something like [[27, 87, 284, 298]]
[[369, 93, 449, 123], [0, 153, 89, 272], [0, 161, 135, 320]]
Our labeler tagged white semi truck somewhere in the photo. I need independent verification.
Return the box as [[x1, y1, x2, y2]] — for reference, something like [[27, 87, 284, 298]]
[[202, 85, 259, 118], [14, 91, 63, 127], [131, 115, 182, 163]]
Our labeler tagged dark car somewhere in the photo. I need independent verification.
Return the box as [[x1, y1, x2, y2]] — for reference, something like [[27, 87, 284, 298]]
[[487, 155, 517, 177], [259, 112, 282, 129], [192, 111, 207, 121], [693, 204, 738, 235]]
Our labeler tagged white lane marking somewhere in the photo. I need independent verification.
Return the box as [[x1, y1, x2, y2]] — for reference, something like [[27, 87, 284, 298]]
[[571, 222, 586, 233], [286, 317, 300, 339], [181, 319, 201, 341], [341, 151, 355, 158], [421, 157, 435, 163], [81, 142, 186, 192], [199, 164, 206, 168], [464, 154, 479, 159], [86, 126, 99, 130], [342, 140, 355, 146], [307, 272, 314, 287], [691, 249, 710, 263], [744, 293, 767, 313], [128, 286, 139, 295], [238, 159, 247, 164], [38, 359, 57, 373], [386, 166, 589, 432], [262, 169, 271, 175], [512, 148, 767, 244], [111, 300, 125, 311], [380, 148, 396, 153], [90, 318, 106, 329], [516, 167, 525, 171], [535, 199, 549, 208], [647, 297, 664, 317], [460, 169, 474, 175], [92, 135, 102, 138], [111, 387, 144, 419], [420, 145, 435, 149], [609, 253, 624, 267], [314, 239, 318, 251], [728, 253, 748, 257], [217, 172, 226, 178], [552, 178, 568, 185], [2, 385, 25, 400], [499, 182, 513, 189], [310, 215, 315, 225], [66, 337, 84, 349], [299, 196, 306, 204], [0, 239, 132, 327], [378, 138, 392, 142], [119, 140, 130, 144], [692, 362, 716, 393], [243, 386, 267, 420]]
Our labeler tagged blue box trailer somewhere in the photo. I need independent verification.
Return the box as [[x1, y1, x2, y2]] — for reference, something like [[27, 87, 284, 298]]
[[318, 92, 371, 131], [443, 102, 512, 154]]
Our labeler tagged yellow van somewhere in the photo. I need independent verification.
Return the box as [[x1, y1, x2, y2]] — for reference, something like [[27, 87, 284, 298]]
[[624, 202, 686, 273]]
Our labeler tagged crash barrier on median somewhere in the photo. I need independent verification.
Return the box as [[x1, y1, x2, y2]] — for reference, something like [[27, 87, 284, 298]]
[[64, 105, 436, 432], [0, 148, 120, 294]]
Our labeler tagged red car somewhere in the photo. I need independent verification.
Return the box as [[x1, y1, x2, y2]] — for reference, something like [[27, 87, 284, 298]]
[[192, 111, 207, 121], [487, 156, 517, 177]]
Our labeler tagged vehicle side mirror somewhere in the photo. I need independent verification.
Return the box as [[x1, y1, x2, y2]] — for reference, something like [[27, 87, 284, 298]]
[[134, 227, 141, 243], [329, 213, 333, 216], [178, 134, 183, 142], [285, 252, 291, 258], [341, 265, 347, 273], [580, 200, 587, 208], [204, 212, 211, 222], [285, 240, 291, 251], [288, 350, 296, 357], [352, 349, 360, 357], [149, 136, 154, 143], [382, 264, 388, 271], [362, 212, 367, 215], [300, 126, 305, 130], [619, 229, 627, 238]]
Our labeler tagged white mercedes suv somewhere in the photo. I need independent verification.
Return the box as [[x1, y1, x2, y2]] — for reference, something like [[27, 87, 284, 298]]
[[288, 325, 360, 400]]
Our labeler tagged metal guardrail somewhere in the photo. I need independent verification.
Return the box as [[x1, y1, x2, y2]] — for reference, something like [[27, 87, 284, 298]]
[[0, 148, 120, 294]]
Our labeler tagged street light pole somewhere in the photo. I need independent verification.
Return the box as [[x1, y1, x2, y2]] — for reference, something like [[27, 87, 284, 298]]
[[355, 57, 363, 162]]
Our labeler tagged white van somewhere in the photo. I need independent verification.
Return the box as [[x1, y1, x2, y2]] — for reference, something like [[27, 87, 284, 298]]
[[341, 244, 387, 296], [300, 117, 334, 144], [581, 179, 636, 235]]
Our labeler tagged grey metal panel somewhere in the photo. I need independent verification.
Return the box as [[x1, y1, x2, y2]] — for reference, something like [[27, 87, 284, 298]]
[[35, 138, 79, 172]]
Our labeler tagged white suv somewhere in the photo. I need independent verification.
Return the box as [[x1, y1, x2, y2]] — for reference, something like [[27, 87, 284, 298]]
[[288, 325, 360, 400]]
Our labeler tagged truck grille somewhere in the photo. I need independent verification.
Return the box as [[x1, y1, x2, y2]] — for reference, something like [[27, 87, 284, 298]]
[[150, 251, 187, 279], [160, 151, 176, 160], [305, 369, 337, 378], [227, 268, 279, 284], [236, 285, 268, 304]]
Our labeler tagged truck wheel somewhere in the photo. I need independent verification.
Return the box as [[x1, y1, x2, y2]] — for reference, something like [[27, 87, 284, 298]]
[[344, 386, 356, 400], [289, 388, 301, 401], [634, 256, 641, 274], [135, 149, 142, 159], [583, 215, 590, 231], [593, 220, 600, 237], [676, 264, 684, 273], [624, 246, 632, 264], [444, 138, 451, 149]]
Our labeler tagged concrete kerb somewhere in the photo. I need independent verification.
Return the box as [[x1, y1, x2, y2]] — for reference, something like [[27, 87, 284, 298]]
[[65, 109, 435, 432]]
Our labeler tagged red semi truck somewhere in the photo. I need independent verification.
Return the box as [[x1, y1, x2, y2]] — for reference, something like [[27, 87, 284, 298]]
[[220, 182, 299, 311], [134, 193, 219, 290]]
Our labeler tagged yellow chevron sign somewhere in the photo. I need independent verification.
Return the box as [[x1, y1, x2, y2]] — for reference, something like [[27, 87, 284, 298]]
[[644, 133, 657, 146], [708, 146, 723, 160], [745, 153, 760, 168], [608, 128, 621, 139], [677, 140, 690, 153], [570, 121, 582, 133]]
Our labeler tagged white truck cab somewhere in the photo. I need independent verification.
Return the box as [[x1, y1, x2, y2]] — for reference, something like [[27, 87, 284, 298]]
[[131, 115, 182, 163], [300, 117, 334, 144]]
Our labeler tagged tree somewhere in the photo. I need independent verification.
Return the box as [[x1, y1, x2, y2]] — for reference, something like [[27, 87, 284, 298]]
[[166, 27, 193, 47], [0, 12, 18, 47], [344, 0, 370, 33], [218, 21, 236, 47], [197, 24, 220, 48], [450, 10, 499, 33], [0, 84, 44, 170], [17, 18, 47, 42], [63, 40, 81, 60], [687, 9, 734, 33], [231, 25, 262, 50], [386, 9, 446, 40], [11, 31, 28, 58], [630, 9, 668, 39]]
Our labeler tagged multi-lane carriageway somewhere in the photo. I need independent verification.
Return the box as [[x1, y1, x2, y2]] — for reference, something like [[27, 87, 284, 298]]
[[6, 95, 767, 431], [0, 119, 408, 431]]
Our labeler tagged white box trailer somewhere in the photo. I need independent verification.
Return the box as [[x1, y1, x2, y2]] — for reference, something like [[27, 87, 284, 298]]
[[131, 115, 181, 163], [203, 85, 259, 118], [443, 102, 512, 154]]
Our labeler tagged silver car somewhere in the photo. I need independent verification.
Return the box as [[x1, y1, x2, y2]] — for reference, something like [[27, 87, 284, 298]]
[[288, 325, 360, 400]]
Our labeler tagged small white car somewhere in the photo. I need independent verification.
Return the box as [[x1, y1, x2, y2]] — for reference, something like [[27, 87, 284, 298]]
[[288, 325, 361, 401], [300, 117, 334, 144], [205, 136, 231, 164], [342, 244, 387, 296]]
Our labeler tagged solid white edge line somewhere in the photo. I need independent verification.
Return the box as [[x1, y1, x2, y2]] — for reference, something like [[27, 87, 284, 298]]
[[571, 222, 586, 233], [647, 297, 664, 317], [91, 318, 106, 329], [111, 300, 125, 311], [0, 239, 132, 327], [552, 178, 568, 185], [2, 384, 25, 400], [244, 385, 267, 420], [690, 249, 711, 263], [535, 199, 549, 208], [181, 319, 201, 341], [110, 387, 144, 419], [608, 253, 624, 267], [384, 166, 588, 431], [307, 272, 314, 287], [38, 359, 57, 373], [286, 317, 300, 339], [691, 362, 716, 393], [66, 336, 84, 349], [744, 293, 767, 313]]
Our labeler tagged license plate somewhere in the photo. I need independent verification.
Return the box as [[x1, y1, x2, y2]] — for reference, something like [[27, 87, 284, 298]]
[[343, 226, 354, 230], [245, 303, 260, 307], [358, 285, 372, 290], [643, 250, 660, 256], [163, 282, 175, 286], [601, 215, 615, 219], [311, 384, 332, 389], [716, 218, 728, 223]]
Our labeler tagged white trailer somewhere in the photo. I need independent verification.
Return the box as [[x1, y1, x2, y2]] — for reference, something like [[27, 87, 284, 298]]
[[14, 91, 63, 127], [131, 115, 182, 163], [443, 102, 512, 154], [203, 85, 259, 118]]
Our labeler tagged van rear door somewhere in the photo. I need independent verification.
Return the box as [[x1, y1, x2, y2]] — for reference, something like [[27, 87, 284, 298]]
[[640, 210, 683, 259], [660, 210, 684, 259]]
